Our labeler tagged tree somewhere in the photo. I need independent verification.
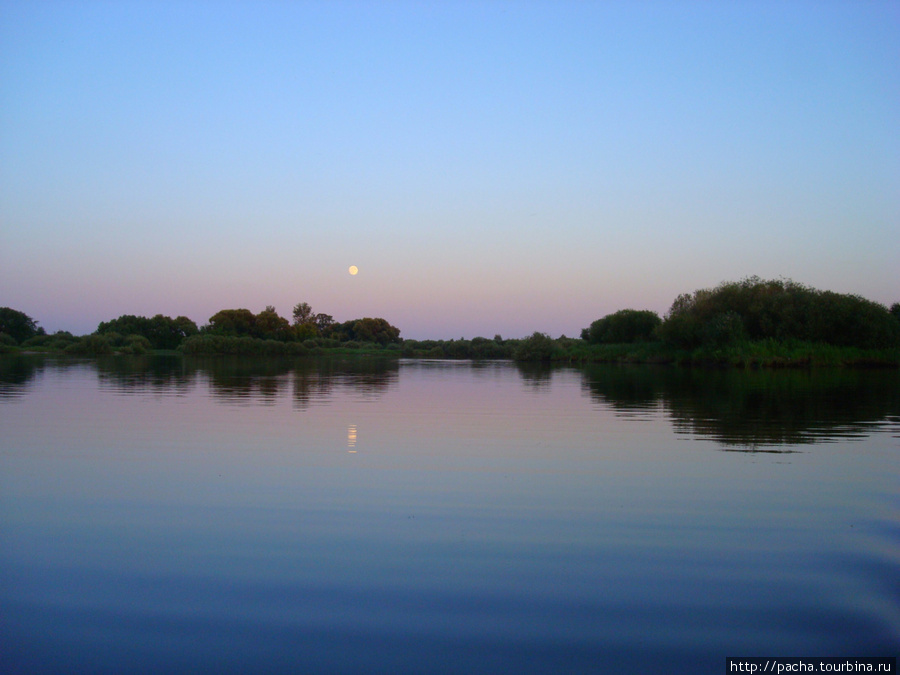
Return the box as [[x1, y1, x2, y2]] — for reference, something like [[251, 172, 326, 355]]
[[207, 309, 257, 336], [656, 277, 900, 349], [255, 306, 292, 340], [314, 313, 335, 334], [513, 332, 557, 361], [290, 302, 320, 339], [292, 302, 313, 326], [582, 309, 661, 344], [0, 307, 44, 344], [352, 317, 401, 345], [97, 314, 198, 349], [148, 314, 199, 349], [332, 317, 401, 345]]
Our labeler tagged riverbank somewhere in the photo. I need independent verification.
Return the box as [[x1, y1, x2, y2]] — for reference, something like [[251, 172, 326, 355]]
[[555, 339, 900, 368], [3, 335, 898, 368]]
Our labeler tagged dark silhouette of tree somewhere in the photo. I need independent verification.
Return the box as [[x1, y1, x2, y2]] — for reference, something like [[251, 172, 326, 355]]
[[292, 302, 313, 326], [332, 317, 401, 345], [0, 307, 44, 344], [513, 332, 557, 361], [97, 314, 199, 349], [657, 277, 899, 349], [314, 313, 335, 334], [207, 309, 257, 337], [582, 309, 661, 344], [256, 306, 292, 340]]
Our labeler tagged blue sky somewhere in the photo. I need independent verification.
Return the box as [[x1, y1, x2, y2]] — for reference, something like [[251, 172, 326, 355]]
[[1, 0, 897, 339]]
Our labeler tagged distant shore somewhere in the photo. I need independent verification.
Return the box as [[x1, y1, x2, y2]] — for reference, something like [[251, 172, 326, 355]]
[[3, 277, 898, 367], [4, 336, 898, 368]]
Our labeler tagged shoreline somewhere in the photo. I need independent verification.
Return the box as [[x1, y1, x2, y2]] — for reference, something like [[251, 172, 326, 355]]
[[4, 341, 898, 369]]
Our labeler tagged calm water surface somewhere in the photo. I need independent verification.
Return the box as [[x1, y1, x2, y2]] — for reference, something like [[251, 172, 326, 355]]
[[1, 355, 898, 674]]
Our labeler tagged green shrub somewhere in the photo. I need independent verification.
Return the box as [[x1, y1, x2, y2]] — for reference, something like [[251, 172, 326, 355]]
[[178, 334, 315, 356], [582, 309, 662, 344], [97, 314, 199, 349], [0, 336, 16, 353], [64, 335, 113, 355], [120, 335, 152, 355], [658, 277, 899, 349], [701, 311, 747, 348], [47, 332, 77, 351], [513, 332, 558, 361], [0, 307, 43, 344], [331, 317, 401, 345]]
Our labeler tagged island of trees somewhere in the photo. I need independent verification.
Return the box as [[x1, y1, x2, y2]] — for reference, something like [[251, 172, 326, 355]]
[[2, 277, 899, 367]]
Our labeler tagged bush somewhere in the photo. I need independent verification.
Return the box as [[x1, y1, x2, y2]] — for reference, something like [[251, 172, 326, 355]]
[[0, 308, 43, 344], [582, 309, 662, 344], [0, 334, 16, 353], [701, 311, 747, 348], [513, 332, 558, 361], [178, 334, 314, 356], [64, 335, 114, 355], [331, 317, 401, 345], [119, 335, 152, 355], [658, 277, 900, 349], [20, 331, 76, 351], [97, 314, 199, 349]]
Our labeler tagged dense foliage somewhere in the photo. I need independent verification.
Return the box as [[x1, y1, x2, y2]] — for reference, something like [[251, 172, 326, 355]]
[[2, 277, 898, 365], [330, 317, 401, 345], [513, 332, 559, 361], [201, 306, 400, 346], [0, 307, 44, 344], [179, 335, 313, 356], [656, 277, 899, 349], [582, 309, 661, 344], [63, 334, 114, 355], [97, 314, 199, 350], [401, 336, 514, 359]]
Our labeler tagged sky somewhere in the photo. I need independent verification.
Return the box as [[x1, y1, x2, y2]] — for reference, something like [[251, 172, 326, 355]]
[[1, 0, 897, 340]]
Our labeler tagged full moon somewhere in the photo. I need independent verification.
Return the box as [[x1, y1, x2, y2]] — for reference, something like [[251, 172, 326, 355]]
[[348, 265, 358, 275]]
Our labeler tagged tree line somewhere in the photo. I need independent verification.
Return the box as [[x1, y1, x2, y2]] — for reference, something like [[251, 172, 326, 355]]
[[0, 303, 401, 356], [3, 277, 899, 364]]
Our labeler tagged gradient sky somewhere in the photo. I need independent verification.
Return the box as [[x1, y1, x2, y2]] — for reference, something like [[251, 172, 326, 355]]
[[1, 1, 897, 339]]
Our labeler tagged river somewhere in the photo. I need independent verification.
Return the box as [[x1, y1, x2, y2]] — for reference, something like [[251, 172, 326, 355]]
[[1, 355, 897, 673]]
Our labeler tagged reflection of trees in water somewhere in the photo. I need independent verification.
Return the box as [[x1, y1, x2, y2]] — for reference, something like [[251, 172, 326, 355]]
[[0, 355, 47, 400], [1, 355, 182, 400], [581, 365, 900, 450], [514, 362, 554, 390], [0, 355, 400, 408], [291, 357, 399, 409], [579, 364, 673, 417], [318, 358, 399, 399], [201, 357, 293, 405], [198, 356, 400, 409], [93, 354, 399, 407], [96, 354, 197, 396]]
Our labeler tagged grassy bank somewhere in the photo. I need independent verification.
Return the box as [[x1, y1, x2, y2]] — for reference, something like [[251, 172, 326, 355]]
[[3, 333, 897, 368], [547, 338, 900, 367]]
